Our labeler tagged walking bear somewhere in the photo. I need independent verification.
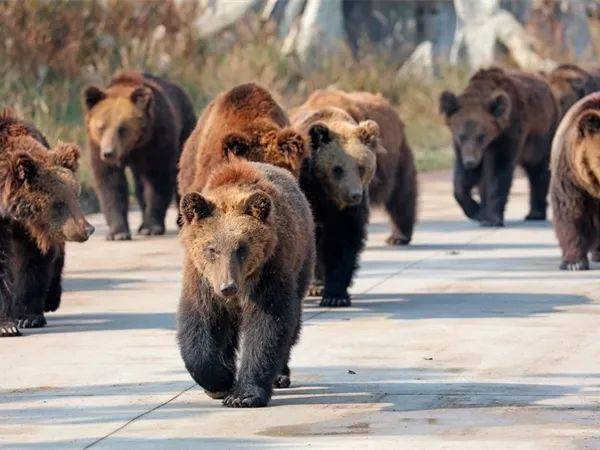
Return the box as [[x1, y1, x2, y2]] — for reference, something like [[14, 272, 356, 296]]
[[177, 83, 307, 196], [546, 64, 600, 117], [0, 112, 94, 337], [292, 89, 417, 307], [550, 92, 600, 270], [440, 67, 559, 226], [177, 160, 315, 407], [84, 71, 196, 240]]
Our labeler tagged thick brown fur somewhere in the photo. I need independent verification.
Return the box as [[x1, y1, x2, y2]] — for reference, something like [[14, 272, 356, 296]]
[[440, 67, 560, 226], [177, 160, 314, 407], [0, 112, 93, 336], [550, 92, 600, 270], [177, 83, 308, 196], [290, 89, 417, 307], [546, 64, 600, 117], [84, 71, 196, 240]]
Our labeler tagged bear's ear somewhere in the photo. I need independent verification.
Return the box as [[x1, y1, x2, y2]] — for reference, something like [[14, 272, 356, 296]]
[[130, 86, 153, 112], [308, 122, 331, 151], [52, 142, 81, 172], [83, 86, 106, 111], [439, 91, 459, 117], [357, 120, 380, 147], [577, 112, 600, 137], [243, 192, 272, 223], [488, 91, 511, 118], [277, 129, 307, 158], [9, 152, 37, 185], [180, 192, 214, 224], [222, 133, 251, 157]]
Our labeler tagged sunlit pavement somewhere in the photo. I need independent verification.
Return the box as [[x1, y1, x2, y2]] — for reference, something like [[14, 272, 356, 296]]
[[2, 171, 599, 449]]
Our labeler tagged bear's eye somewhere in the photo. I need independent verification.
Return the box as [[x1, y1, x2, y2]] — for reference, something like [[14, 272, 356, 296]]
[[332, 166, 344, 179], [237, 243, 249, 260], [358, 165, 365, 178], [204, 245, 217, 260], [118, 125, 128, 138]]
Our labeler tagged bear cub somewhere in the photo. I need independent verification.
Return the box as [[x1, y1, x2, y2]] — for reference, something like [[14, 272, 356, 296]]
[[550, 92, 600, 270], [0, 112, 94, 337], [84, 71, 196, 240], [177, 160, 315, 407]]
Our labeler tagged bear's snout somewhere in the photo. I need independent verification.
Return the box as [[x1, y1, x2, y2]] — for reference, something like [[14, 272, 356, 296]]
[[219, 280, 238, 298], [64, 217, 95, 243]]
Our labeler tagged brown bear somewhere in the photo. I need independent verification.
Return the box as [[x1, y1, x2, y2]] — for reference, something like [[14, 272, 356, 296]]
[[177, 160, 315, 407], [291, 89, 417, 307], [0, 112, 94, 337], [177, 83, 307, 196], [84, 71, 196, 240], [546, 64, 600, 117], [550, 92, 600, 270], [440, 67, 560, 226]]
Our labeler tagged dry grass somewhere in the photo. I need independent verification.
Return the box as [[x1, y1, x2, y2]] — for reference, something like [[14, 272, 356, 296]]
[[0, 1, 471, 211]]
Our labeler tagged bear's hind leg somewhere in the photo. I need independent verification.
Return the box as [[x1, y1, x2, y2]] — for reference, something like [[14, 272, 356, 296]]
[[383, 157, 417, 246], [137, 170, 173, 236], [524, 159, 550, 221]]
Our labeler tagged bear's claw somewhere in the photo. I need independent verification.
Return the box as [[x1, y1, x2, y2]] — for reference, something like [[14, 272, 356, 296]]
[[106, 231, 131, 241], [525, 211, 546, 221], [320, 296, 351, 307], [560, 260, 589, 271], [17, 314, 46, 329], [138, 224, 165, 236], [223, 391, 268, 408], [0, 318, 21, 337], [385, 234, 411, 246], [274, 375, 291, 388]]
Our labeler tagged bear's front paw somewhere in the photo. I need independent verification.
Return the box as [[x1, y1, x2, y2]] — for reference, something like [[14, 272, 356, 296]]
[[0, 317, 21, 337], [525, 211, 546, 221], [138, 223, 165, 236], [320, 294, 351, 307], [385, 233, 411, 246], [274, 374, 291, 389], [308, 283, 324, 297], [560, 259, 589, 271], [223, 386, 269, 408], [479, 217, 504, 227], [106, 231, 131, 241], [17, 314, 47, 329]]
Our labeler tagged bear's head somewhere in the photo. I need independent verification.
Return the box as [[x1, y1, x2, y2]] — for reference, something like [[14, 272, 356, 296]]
[[306, 117, 380, 210], [440, 88, 511, 169], [0, 138, 95, 252], [221, 122, 308, 178], [548, 65, 589, 116], [83, 83, 152, 166], [179, 177, 277, 299], [570, 110, 600, 198]]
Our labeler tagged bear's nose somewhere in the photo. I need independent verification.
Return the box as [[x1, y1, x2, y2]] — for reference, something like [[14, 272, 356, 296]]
[[219, 281, 238, 298], [463, 159, 477, 169], [102, 148, 115, 159], [349, 191, 363, 205], [84, 222, 95, 239]]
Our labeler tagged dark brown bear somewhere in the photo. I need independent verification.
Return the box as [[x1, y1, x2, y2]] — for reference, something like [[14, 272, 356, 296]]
[[550, 92, 600, 270], [440, 67, 560, 226], [178, 160, 314, 407], [84, 71, 196, 240], [177, 83, 307, 196], [0, 112, 94, 337], [291, 89, 417, 307], [546, 64, 600, 117]]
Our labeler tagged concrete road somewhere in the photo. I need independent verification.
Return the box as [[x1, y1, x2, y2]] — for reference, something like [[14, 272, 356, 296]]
[[1, 172, 599, 450]]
